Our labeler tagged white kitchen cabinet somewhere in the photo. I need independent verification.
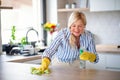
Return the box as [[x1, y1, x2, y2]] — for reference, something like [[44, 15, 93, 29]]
[[86, 53, 106, 70], [89, 0, 115, 11], [106, 54, 120, 71], [89, 0, 120, 11]]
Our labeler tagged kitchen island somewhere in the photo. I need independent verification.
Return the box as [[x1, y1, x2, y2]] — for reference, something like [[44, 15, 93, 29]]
[[0, 44, 120, 80], [0, 62, 120, 80]]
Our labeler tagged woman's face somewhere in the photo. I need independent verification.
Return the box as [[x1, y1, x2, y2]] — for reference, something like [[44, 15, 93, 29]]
[[70, 19, 85, 37]]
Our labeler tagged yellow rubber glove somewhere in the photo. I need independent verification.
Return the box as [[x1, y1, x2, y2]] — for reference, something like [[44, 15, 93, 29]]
[[31, 58, 50, 75], [38, 57, 50, 72], [79, 50, 96, 62]]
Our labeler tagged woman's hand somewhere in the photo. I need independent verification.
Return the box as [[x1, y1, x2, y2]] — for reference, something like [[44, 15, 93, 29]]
[[31, 57, 50, 75], [38, 58, 50, 72], [79, 51, 96, 62]]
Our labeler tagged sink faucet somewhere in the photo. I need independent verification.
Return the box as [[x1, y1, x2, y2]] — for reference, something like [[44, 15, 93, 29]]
[[26, 27, 39, 47]]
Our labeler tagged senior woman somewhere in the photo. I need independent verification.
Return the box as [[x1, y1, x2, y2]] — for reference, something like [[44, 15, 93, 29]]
[[38, 11, 99, 71]]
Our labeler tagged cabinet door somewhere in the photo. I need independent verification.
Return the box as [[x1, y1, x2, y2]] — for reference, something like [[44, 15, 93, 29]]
[[90, 0, 115, 11], [115, 0, 120, 10], [106, 54, 120, 71], [86, 54, 106, 70]]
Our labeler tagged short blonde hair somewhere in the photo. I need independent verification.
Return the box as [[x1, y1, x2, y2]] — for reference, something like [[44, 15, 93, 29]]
[[68, 11, 87, 48]]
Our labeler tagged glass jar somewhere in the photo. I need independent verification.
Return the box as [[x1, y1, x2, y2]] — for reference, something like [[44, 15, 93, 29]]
[[65, 3, 70, 9], [71, 3, 76, 8]]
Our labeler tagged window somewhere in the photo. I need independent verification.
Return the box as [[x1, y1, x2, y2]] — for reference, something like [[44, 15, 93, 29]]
[[1, 0, 43, 44]]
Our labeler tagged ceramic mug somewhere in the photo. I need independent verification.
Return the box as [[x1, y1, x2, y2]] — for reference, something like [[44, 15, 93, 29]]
[[65, 3, 70, 9], [71, 3, 76, 8]]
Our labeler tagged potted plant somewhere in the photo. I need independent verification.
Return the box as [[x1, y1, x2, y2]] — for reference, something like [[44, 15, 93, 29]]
[[9, 26, 16, 45], [6, 26, 17, 55]]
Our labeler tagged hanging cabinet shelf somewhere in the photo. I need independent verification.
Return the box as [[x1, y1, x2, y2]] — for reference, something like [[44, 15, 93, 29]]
[[57, 8, 89, 12], [0, 6, 13, 9]]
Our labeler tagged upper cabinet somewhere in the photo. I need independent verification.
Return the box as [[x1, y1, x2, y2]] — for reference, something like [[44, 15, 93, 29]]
[[89, 0, 120, 11]]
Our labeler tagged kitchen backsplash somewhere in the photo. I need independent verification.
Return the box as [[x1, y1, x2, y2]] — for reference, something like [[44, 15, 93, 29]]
[[84, 11, 120, 45]]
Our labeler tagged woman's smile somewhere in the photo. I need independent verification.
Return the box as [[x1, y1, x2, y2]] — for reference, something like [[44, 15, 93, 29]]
[[70, 19, 85, 37]]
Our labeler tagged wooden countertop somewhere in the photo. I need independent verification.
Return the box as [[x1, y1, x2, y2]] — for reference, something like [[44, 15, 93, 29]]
[[0, 62, 120, 80], [0, 54, 120, 80]]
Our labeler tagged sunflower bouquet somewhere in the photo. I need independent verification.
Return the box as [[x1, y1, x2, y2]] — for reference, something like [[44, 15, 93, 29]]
[[43, 22, 57, 34]]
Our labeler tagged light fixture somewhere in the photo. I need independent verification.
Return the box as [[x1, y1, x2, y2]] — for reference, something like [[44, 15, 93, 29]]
[[0, 0, 13, 9]]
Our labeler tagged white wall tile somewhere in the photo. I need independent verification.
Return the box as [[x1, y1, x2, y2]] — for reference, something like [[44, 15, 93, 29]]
[[84, 11, 120, 45]]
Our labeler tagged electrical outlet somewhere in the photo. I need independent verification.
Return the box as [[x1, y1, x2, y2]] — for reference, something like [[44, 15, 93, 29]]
[[118, 45, 120, 48]]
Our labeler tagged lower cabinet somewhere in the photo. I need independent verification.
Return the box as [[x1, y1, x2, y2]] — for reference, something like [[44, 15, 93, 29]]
[[86, 53, 120, 71], [106, 54, 120, 71]]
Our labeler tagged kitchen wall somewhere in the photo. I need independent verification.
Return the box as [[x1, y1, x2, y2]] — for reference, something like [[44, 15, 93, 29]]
[[84, 11, 120, 45], [50, 10, 120, 45]]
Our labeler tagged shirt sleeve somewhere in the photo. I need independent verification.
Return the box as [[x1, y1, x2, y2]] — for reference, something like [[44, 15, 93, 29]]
[[42, 29, 64, 60]]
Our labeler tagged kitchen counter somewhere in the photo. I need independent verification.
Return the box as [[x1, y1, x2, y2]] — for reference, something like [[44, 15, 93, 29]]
[[0, 51, 120, 80], [37, 45, 120, 53], [0, 62, 120, 80], [0, 54, 42, 63], [96, 45, 120, 53]]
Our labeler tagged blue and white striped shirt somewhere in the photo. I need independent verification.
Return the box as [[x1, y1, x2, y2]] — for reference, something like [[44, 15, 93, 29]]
[[42, 28, 99, 63]]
